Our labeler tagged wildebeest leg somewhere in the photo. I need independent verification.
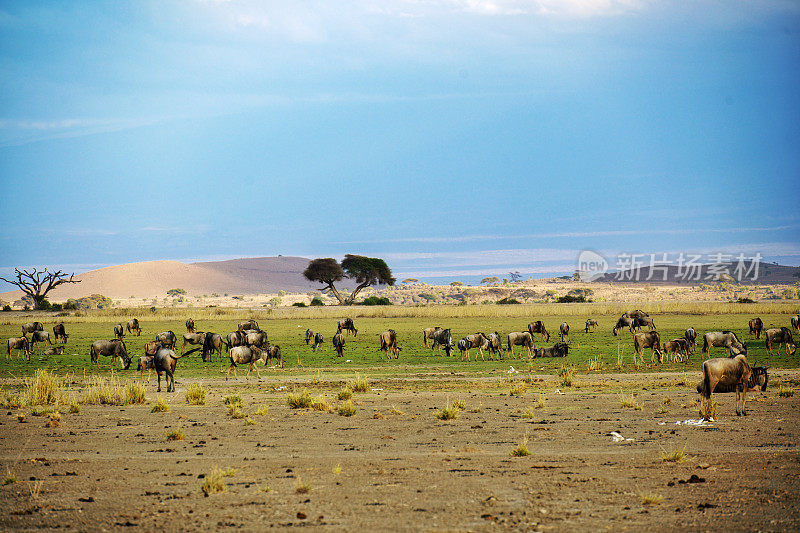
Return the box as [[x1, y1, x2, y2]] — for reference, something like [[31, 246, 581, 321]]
[[226, 364, 233, 381], [157, 371, 162, 392]]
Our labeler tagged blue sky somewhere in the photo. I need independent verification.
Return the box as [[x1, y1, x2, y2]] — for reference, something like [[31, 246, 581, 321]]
[[1, 1, 799, 287]]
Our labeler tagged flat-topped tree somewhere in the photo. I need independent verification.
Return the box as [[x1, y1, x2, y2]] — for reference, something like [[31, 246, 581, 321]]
[[0, 268, 81, 310], [304, 255, 395, 305]]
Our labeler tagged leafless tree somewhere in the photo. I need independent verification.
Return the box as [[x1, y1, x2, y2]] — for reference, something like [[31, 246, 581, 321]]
[[0, 268, 80, 309]]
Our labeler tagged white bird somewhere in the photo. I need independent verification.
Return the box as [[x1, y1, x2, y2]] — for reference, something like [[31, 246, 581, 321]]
[[508, 366, 519, 374]]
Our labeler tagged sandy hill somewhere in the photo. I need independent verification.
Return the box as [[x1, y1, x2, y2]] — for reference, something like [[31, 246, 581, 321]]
[[595, 261, 800, 285]]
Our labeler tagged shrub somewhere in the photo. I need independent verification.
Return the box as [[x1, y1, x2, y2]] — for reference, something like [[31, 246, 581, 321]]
[[337, 388, 352, 401], [124, 382, 146, 405], [292, 302, 307, 307], [510, 437, 531, 457], [165, 429, 184, 441], [186, 384, 206, 405], [736, 297, 756, 303], [310, 297, 325, 306], [151, 396, 170, 413], [451, 398, 466, 410], [436, 402, 459, 420], [201, 467, 227, 496], [223, 394, 242, 407], [496, 297, 521, 305], [347, 374, 369, 393], [337, 400, 357, 417], [361, 296, 392, 306], [227, 404, 245, 419], [24, 370, 64, 406], [310, 395, 330, 412], [556, 295, 589, 303], [287, 389, 313, 409]]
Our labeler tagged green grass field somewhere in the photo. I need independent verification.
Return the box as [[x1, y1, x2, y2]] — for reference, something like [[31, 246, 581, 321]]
[[2, 304, 798, 381]]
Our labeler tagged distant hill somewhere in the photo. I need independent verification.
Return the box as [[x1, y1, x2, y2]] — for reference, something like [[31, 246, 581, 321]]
[[594, 261, 800, 285]]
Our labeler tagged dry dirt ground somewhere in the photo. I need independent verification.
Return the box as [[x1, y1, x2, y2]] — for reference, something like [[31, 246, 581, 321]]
[[1, 371, 798, 531]]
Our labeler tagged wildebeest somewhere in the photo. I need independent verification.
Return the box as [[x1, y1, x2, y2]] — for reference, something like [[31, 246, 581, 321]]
[[332, 333, 345, 357], [30, 330, 52, 350], [227, 345, 268, 379], [662, 338, 690, 362], [527, 321, 550, 342], [699, 354, 752, 416], [459, 333, 489, 361], [44, 346, 64, 356], [623, 310, 649, 319], [684, 327, 697, 352], [585, 319, 597, 333], [143, 341, 163, 357], [90, 339, 131, 370], [265, 345, 283, 368], [6, 337, 30, 360], [337, 318, 357, 337], [632, 317, 656, 331], [53, 323, 68, 343], [186, 318, 195, 332], [765, 327, 796, 356], [182, 332, 205, 349], [423, 327, 443, 347], [485, 332, 504, 360], [702, 331, 747, 357], [792, 315, 800, 333], [155, 331, 177, 350], [507, 332, 535, 358], [21, 322, 43, 335], [137, 355, 155, 381], [126, 318, 141, 336], [113, 324, 125, 340], [535, 342, 569, 358], [312, 333, 324, 352], [245, 330, 269, 349], [305, 329, 314, 345], [697, 365, 767, 395], [634, 331, 661, 363], [379, 330, 401, 359], [238, 319, 259, 331], [202, 332, 225, 362], [226, 331, 247, 351], [154, 346, 181, 392], [612, 317, 636, 336], [748, 317, 763, 339], [430, 328, 453, 357], [559, 322, 569, 342]]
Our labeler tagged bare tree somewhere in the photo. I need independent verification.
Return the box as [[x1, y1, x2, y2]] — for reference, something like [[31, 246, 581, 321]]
[[0, 268, 81, 309]]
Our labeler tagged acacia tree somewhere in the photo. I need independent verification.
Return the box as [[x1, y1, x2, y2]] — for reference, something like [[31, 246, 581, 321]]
[[303, 254, 395, 305], [0, 268, 81, 309]]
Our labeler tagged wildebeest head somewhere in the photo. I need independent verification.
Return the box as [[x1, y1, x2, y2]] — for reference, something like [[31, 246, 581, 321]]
[[751, 366, 768, 391]]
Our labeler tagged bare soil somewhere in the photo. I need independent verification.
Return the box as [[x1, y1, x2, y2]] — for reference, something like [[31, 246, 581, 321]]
[[1, 372, 798, 531]]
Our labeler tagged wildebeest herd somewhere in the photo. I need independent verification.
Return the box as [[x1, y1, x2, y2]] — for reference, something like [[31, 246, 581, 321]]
[[4, 312, 799, 415]]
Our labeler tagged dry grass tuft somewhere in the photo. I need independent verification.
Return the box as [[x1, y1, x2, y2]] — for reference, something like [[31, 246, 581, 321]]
[[223, 394, 243, 407], [509, 383, 527, 397], [451, 398, 466, 410], [558, 364, 576, 387], [699, 397, 717, 420], [255, 405, 269, 416], [0, 393, 26, 409], [337, 388, 353, 401], [390, 405, 404, 415], [81, 376, 124, 406], [294, 478, 312, 494], [310, 395, 330, 412], [3, 468, 16, 485], [510, 436, 531, 457], [620, 394, 643, 411], [151, 396, 170, 413], [67, 403, 80, 414], [201, 466, 227, 496], [332, 464, 342, 475], [660, 446, 687, 463], [778, 385, 795, 398], [587, 355, 602, 372], [124, 382, 146, 405], [244, 417, 256, 425], [338, 400, 357, 417], [347, 374, 369, 393], [227, 404, 245, 419], [165, 429, 184, 441], [286, 389, 313, 409], [24, 370, 64, 406], [436, 401, 459, 420], [185, 383, 206, 405], [521, 407, 536, 419], [534, 395, 547, 409], [640, 492, 663, 505]]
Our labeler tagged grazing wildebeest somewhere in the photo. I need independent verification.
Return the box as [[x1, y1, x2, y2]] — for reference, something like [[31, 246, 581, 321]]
[[535, 343, 569, 358], [699, 354, 752, 416], [226, 331, 247, 351], [144, 341, 163, 357], [238, 319, 259, 331], [765, 327, 796, 356], [53, 323, 68, 343], [697, 365, 767, 395], [305, 329, 314, 345], [154, 346, 182, 392], [459, 333, 489, 361], [379, 330, 400, 359], [702, 331, 747, 357], [182, 332, 205, 349], [559, 322, 570, 342], [585, 319, 597, 333], [155, 331, 177, 350], [137, 355, 155, 381], [265, 345, 283, 368], [527, 321, 550, 342], [507, 332, 535, 358], [202, 332, 225, 362], [612, 317, 636, 336], [332, 333, 345, 357], [126, 318, 141, 336], [430, 328, 453, 357], [245, 330, 269, 349], [632, 317, 656, 331], [623, 310, 649, 319], [226, 345, 268, 379], [662, 338, 690, 363], [44, 346, 64, 356], [684, 327, 697, 352], [792, 315, 800, 333], [748, 317, 763, 339], [337, 318, 357, 337], [90, 339, 131, 370], [30, 331, 52, 351], [312, 333, 324, 352], [7, 337, 30, 360], [113, 324, 125, 340], [485, 332, 504, 360], [186, 318, 195, 332], [21, 322, 43, 335], [423, 327, 443, 347], [634, 331, 661, 363]]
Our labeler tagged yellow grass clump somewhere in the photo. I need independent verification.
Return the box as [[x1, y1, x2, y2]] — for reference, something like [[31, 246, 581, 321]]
[[124, 382, 146, 404], [24, 370, 64, 406], [81, 376, 124, 406], [347, 374, 369, 393], [185, 383, 206, 405], [337, 400, 357, 417], [151, 396, 170, 413]]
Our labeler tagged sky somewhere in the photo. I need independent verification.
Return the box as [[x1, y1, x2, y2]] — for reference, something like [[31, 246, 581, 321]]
[[1, 0, 799, 287]]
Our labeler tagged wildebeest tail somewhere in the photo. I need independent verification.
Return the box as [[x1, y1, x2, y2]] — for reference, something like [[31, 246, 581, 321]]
[[181, 347, 202, 358], [702, 335, 709, 353]]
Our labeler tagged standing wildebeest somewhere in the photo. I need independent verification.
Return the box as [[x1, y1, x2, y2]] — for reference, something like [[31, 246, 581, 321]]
[[245, 330, 269, 349], [585, 319, 597, 333], [748, 317, 764, 339], [632, 317, 656, 332], [535, 343, 569, 358], [379, 330, 401, 359], [423, 327, 443, 347], [186, 318, 195, 332], [662, 339, 690, 363], [265, 345, 283, 368], [44, 346, 64, 356], [430, 328, 453, 357], [792, 315, 800, 332], [143, 341, 163, 357], [182, 332, 205, 349], [21, 322, 43, 335], [312, 333, 324, 352], [459, 333, 489, 361], [697, 365, 767, 395], [7, 337, 30, 360], [30, 331, 52, 351], [559, 322, 570, 342], [305, 329, 314, 345], [634, 331, 661, 363], [126, 318, 141, 336], [612, 317, 636, 336], [202, 332, 225, 362], [53, 323, 68, 343], [527, 321, 550, 342], [90, 339, 131, 370], [154, 346, 182, 392], [113, 324, 125, 340], [485, 332, 504, 360], [226, 345, 268, 379], [507, 332, 535, 358], [238, 319, 259, 331], [765, 327, 796, 356], [155, 331, 177, 350], [226, 331, 246, 351], [623, 310, 649, 320], [332, 333, 345, 357], [684, 327, 697, 352], [137, 355, 155, 381], [699, 354, 752, 416], [702, 331, 747, 357], [337, 318, 357, 337]]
